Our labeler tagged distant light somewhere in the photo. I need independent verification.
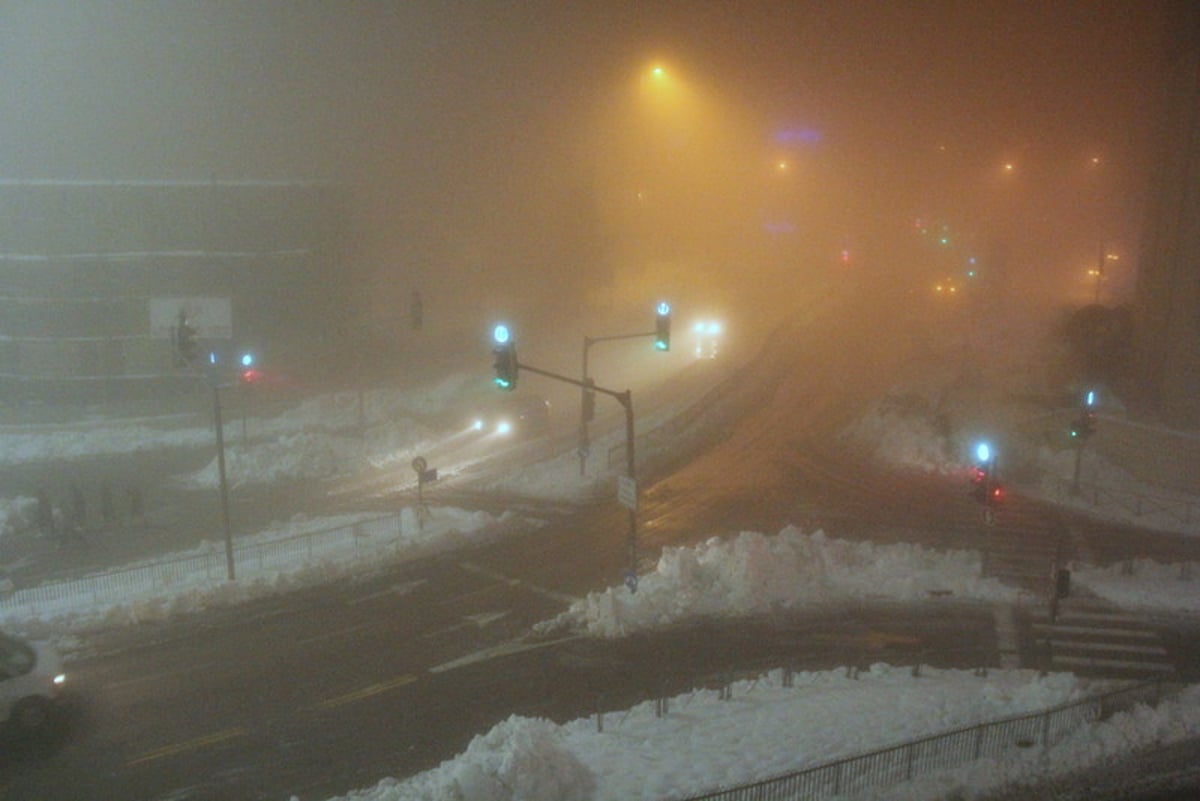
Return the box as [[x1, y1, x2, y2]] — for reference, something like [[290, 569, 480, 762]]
[[774, 127, 822, 145], [496, 420, 513, 436], [240, 352, 254, 368], [208, 351, 217, 365], [1085, 389, 1096, 407], [656, 301, 671, 316], [1003, 163, 1015, 173], [706, 322, 721, 335], [776, 160, 790, 172], [471, 419, 484, 431], [975, 442, 992, 463], [493, 324, 510, 344]]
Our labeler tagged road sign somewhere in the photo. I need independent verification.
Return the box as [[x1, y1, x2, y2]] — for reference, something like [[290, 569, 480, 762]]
[[412, 456, 427, 474], [618, 475, 637, 510], [420, 468, 438, 483]]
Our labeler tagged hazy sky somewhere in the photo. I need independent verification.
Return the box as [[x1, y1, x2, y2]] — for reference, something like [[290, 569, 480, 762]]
[[0, 1, 1174, 334]]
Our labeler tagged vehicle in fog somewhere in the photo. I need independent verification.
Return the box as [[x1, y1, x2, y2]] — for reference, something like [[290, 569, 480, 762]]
[[0, 632, 67, 736], [693, 320, 723, 359], [470, 395, 551, 437]]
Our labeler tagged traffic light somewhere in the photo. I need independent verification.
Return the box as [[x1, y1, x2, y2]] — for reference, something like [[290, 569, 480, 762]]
[[970, 441, 1002, 506], [239, 352, 261, 384], [175, 314, 199, 366], [654, 301, 671, 351], [1069, 412, 1096, 440], [1070, 388, 1098, 440], [492, 324, 518, 390]]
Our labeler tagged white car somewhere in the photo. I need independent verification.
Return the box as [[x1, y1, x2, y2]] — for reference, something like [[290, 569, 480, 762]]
[[0, 632, 66, 735]]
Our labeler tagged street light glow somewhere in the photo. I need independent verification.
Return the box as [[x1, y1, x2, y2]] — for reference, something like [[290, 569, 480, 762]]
[[493, 324, 510, 344]]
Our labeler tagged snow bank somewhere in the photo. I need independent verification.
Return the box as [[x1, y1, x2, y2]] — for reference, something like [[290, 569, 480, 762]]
[[312, 665, 1119, 801], [541, 526, 1019, 638], [1073, 558, 1200, 613]]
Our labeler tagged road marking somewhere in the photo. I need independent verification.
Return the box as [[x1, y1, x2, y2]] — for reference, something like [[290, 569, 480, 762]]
[[315, 673, 419, 710], [347, 579, 428, 606], [423, 611, 511, 639], [1036, 610, 1146, 624], [459, 561, 578, 604], [1052, 655, 1175, 672], [992, 605, 1021, 668], [429, 635, 582, 674], [1032, 623, 1159, 638], [127, 727, 248, 766], [297, 621, 372, 645], [1048, 639, 1168, 656]]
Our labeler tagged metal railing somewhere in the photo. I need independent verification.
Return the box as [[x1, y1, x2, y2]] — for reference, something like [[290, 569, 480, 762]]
[[0, 512, 406, 617], [1051, 477, 1198, 529], [677, 678, 1173, 801]]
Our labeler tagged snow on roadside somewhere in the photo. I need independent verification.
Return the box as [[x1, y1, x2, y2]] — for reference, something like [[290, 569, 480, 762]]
[[0, 506, 506, 642], [309, 665, 1127, 801], [1073, 558, 1200, 614], [539, 526, 1021, 638]]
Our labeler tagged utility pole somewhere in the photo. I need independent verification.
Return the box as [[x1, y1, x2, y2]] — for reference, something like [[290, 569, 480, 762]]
[[207, 365, 236, 581], [491, 323, 643, 590], [577, 303, 671, 477]]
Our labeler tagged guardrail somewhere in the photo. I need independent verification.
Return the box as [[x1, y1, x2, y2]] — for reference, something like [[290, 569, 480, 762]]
[[676, 677, 1173, 801], [1050, 477, 1197, 529], [0, 512, 406, 616]]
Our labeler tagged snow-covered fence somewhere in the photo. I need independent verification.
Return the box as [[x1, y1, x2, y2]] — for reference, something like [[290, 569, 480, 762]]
[[677, 679, 1175, 801], [0, 512, 406, 617], [1051, 477, 1198, 529]]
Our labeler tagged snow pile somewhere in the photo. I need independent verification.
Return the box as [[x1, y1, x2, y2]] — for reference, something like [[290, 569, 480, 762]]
[[891, 684, 1200, 800], [0, 506, 505, 637], [1073, 558, 1200, 613], [0, 495, 38, 544], [847, 392, 960, 474], [311, 665, 1141, 801], [541, 527, 1019, 638], [0, 423, 210, 466]]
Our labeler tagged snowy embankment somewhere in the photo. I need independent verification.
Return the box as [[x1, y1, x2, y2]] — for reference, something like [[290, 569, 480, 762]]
[[307, 666, 1200, 801], [540, 526, 1020, 638]]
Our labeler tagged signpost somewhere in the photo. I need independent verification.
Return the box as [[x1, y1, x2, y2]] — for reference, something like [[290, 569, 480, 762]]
[[413, 456, 437, 530]]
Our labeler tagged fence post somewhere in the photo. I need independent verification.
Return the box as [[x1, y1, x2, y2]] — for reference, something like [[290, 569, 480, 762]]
[[1042, 710, 1051, 746], [974, 725, 985, 759]]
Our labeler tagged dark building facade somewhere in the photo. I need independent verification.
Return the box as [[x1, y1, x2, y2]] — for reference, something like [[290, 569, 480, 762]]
[[0, 179, 350, 405], [1134, 2, 1200, 429]]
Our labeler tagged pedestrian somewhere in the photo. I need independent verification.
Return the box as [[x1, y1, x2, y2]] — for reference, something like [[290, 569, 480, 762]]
[[101, 481, 116, 528], [70, 484, 87, 532], [127, 486, 143, 522], [35, 488, 55, 540]]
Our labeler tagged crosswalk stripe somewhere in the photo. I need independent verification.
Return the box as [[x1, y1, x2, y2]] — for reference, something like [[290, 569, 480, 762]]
[[1049, 639, 1168, 656], [1032, 623, 1159, 638], [1052, 655, 1175, 672]]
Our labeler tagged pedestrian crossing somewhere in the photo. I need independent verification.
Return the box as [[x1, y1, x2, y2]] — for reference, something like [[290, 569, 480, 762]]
[[1028, 598, 1175, 679]]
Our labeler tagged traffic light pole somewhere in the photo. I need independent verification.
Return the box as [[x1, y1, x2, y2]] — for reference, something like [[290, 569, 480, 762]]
[[517, 359, 640, 587], [209, 379, 236, 581], [579, 331, 656, 477]]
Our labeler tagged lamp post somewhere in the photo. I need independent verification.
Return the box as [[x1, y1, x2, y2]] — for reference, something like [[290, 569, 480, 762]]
[[206, 356, 236, 581]]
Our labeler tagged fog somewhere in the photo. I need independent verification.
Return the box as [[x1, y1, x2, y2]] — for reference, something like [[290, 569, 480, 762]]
[[0, 1, 1172, 380]]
